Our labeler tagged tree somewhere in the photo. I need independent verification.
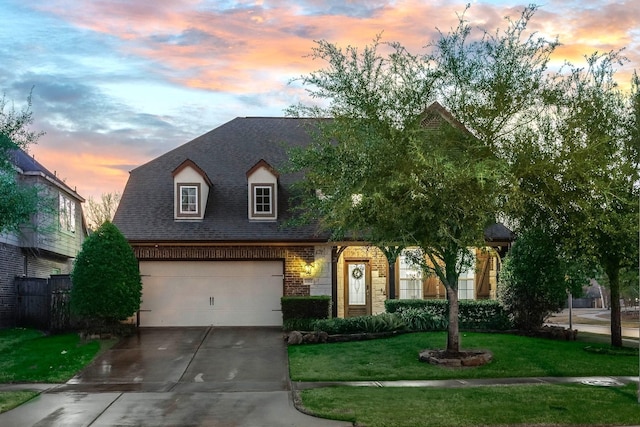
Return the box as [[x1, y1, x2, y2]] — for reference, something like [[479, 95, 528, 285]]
[[498, 228, 584, 330], [288, 6, 558, 354], [509, 53, 639, 347], [71, 221, 142, 325], [0, 92, 44, 234], [85, 192, 121, 231], [287, 39, 507, 353]]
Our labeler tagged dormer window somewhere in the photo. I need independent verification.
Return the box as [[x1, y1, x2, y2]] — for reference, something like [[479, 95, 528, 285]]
[[172, 160, 212, 221], [178, 184, 200, 216], [247, 159, 279, 221], [252, 184, 274, 217]]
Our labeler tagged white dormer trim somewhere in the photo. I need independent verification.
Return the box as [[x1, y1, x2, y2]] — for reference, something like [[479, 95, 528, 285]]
[[172, 159, 212, 220], [246, 159, 278, 221]]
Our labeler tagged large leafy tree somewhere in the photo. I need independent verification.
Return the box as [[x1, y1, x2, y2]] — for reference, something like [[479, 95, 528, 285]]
[[288, 28, 516, 354], [71, 221, 142, 325], [510, 53, 639, 347], [0, 92, 44, 234], [288, 6, 560, 354]]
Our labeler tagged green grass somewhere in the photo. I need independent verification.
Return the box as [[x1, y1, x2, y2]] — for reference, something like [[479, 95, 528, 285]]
[[0, 328, 101, 383], [0, 391, 39, 413], [300, 383, 640, 427], [288, 332, 639, 381]]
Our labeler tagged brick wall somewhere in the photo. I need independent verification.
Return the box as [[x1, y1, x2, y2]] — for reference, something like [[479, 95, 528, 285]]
[[133, 244, 317, 297]]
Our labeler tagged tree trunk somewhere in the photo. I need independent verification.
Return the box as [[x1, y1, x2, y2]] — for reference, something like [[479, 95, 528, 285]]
[[446, 285, 460, 353], [606, 265, 622, 348]]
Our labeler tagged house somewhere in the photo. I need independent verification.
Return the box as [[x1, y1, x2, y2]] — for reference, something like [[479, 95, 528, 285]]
[[0, 149, 86, 327], [114, 108, 513, 328]]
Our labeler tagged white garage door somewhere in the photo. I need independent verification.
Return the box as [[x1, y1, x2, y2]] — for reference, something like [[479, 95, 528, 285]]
[[138, 261, 284, 327]]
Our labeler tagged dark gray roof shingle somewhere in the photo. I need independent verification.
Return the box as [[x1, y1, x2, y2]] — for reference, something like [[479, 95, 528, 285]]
[[113, 117, 327, 243]]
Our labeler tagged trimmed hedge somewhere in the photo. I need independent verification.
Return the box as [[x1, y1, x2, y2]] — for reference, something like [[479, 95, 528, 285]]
[[281, 296, 331, 331], [385, 299, 512, 331]]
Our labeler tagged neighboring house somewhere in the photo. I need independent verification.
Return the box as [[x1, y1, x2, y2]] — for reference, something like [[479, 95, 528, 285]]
[[114, 105, 514, 328], [0, 149, 86, 327]]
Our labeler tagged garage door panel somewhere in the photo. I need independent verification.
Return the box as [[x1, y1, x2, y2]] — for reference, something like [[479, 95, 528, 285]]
[[139, 261, 283, 327]]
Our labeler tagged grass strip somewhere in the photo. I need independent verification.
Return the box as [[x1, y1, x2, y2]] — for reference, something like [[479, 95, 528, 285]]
[[300, 383, 640, 427], [289, 332, 639, 381], [0, 391, 39, 414]]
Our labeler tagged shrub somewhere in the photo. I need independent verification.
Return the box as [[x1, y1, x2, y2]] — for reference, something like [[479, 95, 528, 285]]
[[70, 221, 142, 325], [385, 299, 512, 331], [458, 300, 512, 330], [313, 313, 406, 334], [281, 296, 331, 331], [395, 307, 447, 331], [498, 228, 570, 331]]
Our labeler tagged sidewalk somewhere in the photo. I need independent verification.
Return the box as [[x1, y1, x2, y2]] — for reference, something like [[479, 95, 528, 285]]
[[4, 375, 639, 394], [292, 375, 640, 390]]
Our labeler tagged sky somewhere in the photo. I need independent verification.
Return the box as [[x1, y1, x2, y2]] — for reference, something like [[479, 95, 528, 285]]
[[1, 0, 638, 202]]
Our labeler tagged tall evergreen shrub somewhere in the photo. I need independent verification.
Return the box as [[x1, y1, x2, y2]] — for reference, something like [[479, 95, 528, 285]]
[[71, 221, 142, 323]]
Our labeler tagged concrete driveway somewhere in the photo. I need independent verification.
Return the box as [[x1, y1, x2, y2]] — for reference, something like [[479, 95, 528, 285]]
[[0, 327, 349, 426]]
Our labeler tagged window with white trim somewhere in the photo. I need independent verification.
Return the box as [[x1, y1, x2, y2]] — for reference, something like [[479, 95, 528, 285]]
[[59, 194, 75, 233], [176, 183, 201, 217], [457, 249, 476, 300], [399, 253, 423, 299], [252, 184, 274, 217]]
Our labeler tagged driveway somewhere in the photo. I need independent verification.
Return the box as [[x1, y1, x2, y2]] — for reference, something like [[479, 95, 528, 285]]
[[0, 327, 349, 426]]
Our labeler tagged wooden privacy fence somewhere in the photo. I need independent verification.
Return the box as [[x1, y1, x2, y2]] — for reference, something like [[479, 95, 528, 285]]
[[15, 275, 74, 332]]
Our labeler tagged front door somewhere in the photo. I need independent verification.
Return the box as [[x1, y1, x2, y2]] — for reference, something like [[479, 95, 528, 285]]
[[345, 261, 371, 317]]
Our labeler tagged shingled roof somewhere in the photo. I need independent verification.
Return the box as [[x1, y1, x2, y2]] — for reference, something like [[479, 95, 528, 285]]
[[10, 148, 84, 202], [113, 117, 329, 243]]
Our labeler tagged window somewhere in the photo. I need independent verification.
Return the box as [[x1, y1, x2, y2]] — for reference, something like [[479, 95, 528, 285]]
[[457, 250, 476, 300], [176, 183, 201, 217], [399, 254, 423, 299], [59, 194, 75, 233], [181, 186, 198, 213], [252, 184, 274, 217]]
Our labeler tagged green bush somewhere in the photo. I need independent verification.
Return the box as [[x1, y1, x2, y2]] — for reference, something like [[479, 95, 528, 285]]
[[395, 307, 447, 331], [281, 296, 331, 331], [498, 228, 570, 331], [70, 221, 142, 324], [385, 299, 512, 331], [313, 313, 406, 334], [459, 299, 512, 330], [283, 318, 318, 332]]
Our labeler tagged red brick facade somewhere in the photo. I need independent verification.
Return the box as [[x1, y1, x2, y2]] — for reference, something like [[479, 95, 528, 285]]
[[133, 244, 316, 297]]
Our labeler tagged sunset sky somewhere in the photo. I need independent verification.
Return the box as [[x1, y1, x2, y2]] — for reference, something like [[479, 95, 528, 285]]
[[1, 0, 638, 201]]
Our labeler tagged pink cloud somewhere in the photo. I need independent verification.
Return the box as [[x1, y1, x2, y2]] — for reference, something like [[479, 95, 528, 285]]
[[23, 0, 639, 202]]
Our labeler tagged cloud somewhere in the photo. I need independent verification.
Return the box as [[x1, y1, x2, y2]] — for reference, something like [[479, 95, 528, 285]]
[[5, 0, 639, 202]]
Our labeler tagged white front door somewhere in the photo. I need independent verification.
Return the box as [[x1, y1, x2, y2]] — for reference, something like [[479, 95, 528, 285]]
[[345, 261, 370, 317]]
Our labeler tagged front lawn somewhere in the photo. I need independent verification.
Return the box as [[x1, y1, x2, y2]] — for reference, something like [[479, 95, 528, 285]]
[[288, 331, 639, 381], [0, 328, 103, 414], [291, 332, 640, 426], [0, 328, 101, 383], [301, 383, 640, 427]]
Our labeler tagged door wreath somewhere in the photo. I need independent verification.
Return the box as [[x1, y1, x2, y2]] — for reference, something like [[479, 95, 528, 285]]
[[351, 266, 364, 280]]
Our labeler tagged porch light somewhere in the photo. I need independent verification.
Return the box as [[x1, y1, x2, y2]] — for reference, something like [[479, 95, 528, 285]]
[[304, 263, 313, 276]]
